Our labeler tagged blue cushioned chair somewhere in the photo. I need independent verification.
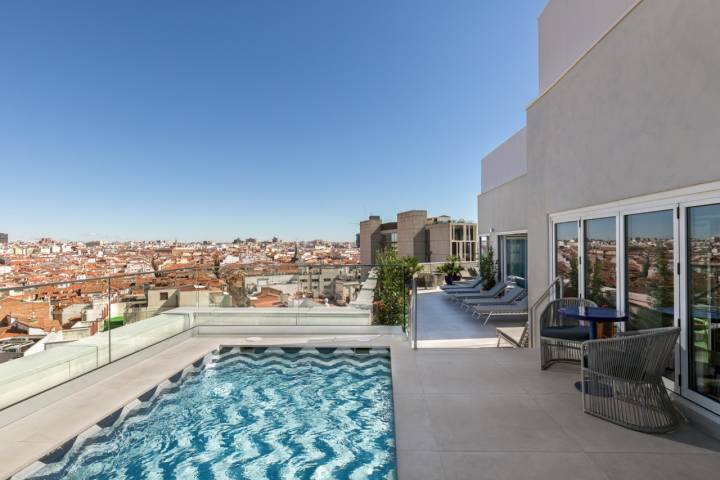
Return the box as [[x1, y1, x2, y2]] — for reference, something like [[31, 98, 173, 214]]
[[540, 298, 597, 370]]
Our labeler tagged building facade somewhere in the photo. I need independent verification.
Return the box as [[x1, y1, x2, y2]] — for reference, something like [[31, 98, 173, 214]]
[[359, 210, 477, 264], [0, 234, 7, 245], [478, 0, 720, 422]]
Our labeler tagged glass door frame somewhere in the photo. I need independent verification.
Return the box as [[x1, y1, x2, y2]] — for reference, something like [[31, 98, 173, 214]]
[[678, 195, 720, 414], [550, 203, 680, 393], [582, 213, 622, 310], [550, 209, 623, 308], [498, 231, 528, 287], [550, 184, 720, 413]]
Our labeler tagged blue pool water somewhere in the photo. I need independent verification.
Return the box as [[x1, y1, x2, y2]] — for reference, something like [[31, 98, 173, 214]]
[[23, 347, 396, 479]]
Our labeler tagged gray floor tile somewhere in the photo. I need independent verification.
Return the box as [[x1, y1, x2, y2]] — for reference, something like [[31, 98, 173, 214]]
[[532, 393, 720, 454], [397, 450, 446, 480], [416, 291, 524, 345], [588, 452, 720, 480], [419, 361, 527, 395], [511, 369, 583, 395], [394, 394, 438, 451], [441, 452, 608, 480], [424, 393, 582, 452]]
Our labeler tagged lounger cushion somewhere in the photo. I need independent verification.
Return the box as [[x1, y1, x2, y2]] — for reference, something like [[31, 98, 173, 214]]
[[541, 326, 590, 342]]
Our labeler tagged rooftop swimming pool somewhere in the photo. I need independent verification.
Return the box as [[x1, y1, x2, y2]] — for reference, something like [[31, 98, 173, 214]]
[[15, 346, 396, 480]]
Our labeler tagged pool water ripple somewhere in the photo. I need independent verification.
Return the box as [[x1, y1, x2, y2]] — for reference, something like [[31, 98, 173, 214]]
[[20, 348, 396, 480]]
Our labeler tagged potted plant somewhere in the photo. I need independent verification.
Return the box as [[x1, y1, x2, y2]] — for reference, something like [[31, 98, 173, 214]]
[[439, 256, 462, 285]]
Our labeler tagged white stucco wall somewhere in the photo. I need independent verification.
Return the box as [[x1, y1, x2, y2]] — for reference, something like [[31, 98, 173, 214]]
[[527, 0, 720, 312], [477, 175, 528, 236], [477, 174, 528, 260], [480, 128, 527, 193], [538, 0, 641, 93]]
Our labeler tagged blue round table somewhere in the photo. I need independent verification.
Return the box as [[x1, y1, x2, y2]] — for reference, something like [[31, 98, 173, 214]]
[[560, 306, 628, 395], [559, 306, 628, 340]]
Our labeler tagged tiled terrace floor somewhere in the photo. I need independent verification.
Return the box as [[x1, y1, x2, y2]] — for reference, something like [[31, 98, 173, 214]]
[[416, 289, 526, 348], [1, 334, 719, 479], [395, 346, 720, 479]]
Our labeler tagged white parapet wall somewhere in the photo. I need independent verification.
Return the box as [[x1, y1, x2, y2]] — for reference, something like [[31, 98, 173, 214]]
[[189, 306, 372, 327]]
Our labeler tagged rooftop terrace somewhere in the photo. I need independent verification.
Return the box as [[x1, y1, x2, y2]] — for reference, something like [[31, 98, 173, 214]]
[[1, 268, 719, 479], [1, 334, 719, 479]]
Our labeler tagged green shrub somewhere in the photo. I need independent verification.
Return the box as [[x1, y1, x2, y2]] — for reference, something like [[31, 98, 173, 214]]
[[479, 247, 498, 289], [373, 248, 407, 328]]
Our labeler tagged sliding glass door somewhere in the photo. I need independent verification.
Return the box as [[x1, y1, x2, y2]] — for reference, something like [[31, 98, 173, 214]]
[[625, 210, 676, 381], [584, 217, 617, 308], [550, 195, 720, 412], [687, 203, 720, 404], [502, 235, 527, 288]]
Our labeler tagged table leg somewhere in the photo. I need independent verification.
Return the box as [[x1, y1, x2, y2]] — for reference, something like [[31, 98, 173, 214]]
[[597, 322, 614, 339]]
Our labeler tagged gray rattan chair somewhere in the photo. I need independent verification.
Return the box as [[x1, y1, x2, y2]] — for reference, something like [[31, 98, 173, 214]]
[[540, 298, 597, 370], [581, 327, 682, 433]]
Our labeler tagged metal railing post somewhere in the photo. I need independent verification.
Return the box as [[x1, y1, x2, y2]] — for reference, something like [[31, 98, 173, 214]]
[[528, 276, 564, 349], [411, 275, 418, 350], [107, 277, 112, 363]]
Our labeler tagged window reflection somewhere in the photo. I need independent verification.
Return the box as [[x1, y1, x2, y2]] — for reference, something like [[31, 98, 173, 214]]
[[584, 217, 616, 308], [555, 222, 579, 297], [688, 203, 720, 403], [625, 210, 674, 330], [626, 210, 675, 380]]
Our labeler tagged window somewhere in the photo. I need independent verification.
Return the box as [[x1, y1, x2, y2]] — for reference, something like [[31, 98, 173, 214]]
[[479, 236, 489, 257], [453, 226, 464, 241], [687, 203, 720, 403], [382, 232, 397, 246], [584, 217, 616, 308], [504, 236, 527, 288], [555, 222, 579, 297], [159, 292, 169, 301]]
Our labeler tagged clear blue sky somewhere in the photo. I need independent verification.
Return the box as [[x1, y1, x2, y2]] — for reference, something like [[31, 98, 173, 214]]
[[1, 0, 546, 242]]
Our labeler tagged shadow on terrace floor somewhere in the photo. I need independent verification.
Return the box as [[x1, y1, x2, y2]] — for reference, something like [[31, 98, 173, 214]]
[[416, 289, 526, 348]]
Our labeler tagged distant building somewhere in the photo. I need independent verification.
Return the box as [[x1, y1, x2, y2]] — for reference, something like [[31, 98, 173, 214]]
[[0, 233, 8, 245], [250, 287, 286, 308], [359, 210, 477, 264]]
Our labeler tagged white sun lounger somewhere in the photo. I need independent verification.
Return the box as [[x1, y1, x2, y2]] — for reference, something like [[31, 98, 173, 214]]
[[471, 297, 529, 325]]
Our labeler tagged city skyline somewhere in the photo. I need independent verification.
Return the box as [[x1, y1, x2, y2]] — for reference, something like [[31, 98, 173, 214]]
[[0, 232, 359, 244], [0, 0, 545, 241]]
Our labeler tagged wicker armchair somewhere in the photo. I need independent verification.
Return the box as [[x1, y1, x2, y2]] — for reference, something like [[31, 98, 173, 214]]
[[581, 327, 682, 433], [540, 298, 597, 370]]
